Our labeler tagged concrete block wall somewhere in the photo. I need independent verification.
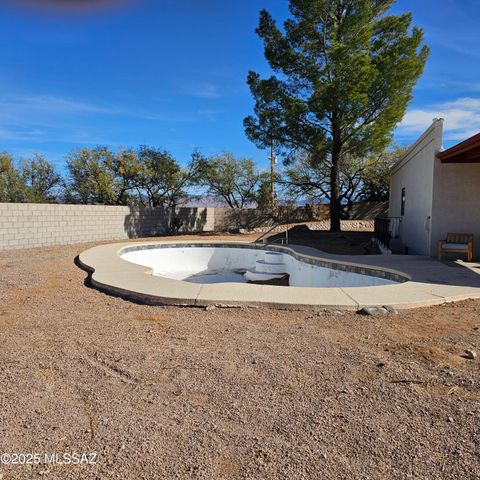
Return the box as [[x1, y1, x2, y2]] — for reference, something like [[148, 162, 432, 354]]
[[213, 208, 271, 232], [0, 203, 214, 250], [213, 201, 386, 232], [213, 206, 318, 232], [0, 201, 382, 250], [349, 201, 388, 220]]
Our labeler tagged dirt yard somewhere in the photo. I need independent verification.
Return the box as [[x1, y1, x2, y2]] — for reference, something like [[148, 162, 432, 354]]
[[267, 225, 380, 255], [0, 235, 479, 479]]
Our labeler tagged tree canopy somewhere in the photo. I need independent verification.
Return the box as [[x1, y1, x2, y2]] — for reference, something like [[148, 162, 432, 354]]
[[283, 143, 407, 215], [21, 154, 63, 203], [0, 153, 25, 202], [66, 147, 121, 205], [0, 147, 268, 209], [65, 146, 203, 207], [194, 152, 268, 208], [0, 153, 62, 203], [136, 147, 199, 208], [358, 144, 408, 201], [244, 0, 428, 230]]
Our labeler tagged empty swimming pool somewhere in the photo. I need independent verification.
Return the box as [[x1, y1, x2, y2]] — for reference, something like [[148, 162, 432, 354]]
[[120, 244, 401, 288], [79, 241, 415, 309]]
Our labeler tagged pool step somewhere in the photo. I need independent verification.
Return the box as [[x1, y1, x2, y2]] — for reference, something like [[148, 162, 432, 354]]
[[253, 259, 286, 274], [244, 270, 286, 282], [264, 251, 284, 261], [243, 251, 287, 282]]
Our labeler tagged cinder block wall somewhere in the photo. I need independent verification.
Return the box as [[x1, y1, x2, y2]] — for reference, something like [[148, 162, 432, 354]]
[[0, 201, 383, 250], [213, 201, 387, 232], [0, 203, 214, 250]]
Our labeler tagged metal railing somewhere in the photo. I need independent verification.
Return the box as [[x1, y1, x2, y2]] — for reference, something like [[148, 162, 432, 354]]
[[374, 217, 391, 246], [374, 216, 402, 247], [389, 217, 402, 239], [255, 222, 289, 245]]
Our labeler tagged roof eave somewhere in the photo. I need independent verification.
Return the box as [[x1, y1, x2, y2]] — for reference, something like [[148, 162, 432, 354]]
[[437, 132, 480, 163]]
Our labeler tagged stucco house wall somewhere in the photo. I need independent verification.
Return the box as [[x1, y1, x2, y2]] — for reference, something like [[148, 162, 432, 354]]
[[431, 159, 480, 258], [389, 119, 443, 255]]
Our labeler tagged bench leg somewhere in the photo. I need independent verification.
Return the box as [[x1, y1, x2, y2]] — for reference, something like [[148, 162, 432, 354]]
[[467, 247, 473, 262]]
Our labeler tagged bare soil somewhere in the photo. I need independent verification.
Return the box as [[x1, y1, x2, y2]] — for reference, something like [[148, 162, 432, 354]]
[[0, 235, 479, 479], [267, 225, 380, 255]]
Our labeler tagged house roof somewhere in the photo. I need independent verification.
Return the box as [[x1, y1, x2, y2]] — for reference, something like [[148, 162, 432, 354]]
[[390, 118, 444, 175], [437, 132, 480, 163]]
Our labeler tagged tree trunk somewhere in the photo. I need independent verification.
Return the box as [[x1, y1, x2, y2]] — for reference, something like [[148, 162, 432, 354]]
[[329, 135, 342, 232]]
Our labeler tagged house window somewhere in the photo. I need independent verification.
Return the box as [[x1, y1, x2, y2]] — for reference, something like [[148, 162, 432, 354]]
[[401, 188, 406, 216]]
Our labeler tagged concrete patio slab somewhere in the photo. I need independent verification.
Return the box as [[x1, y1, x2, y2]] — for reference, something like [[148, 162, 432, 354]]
[[195, 283, 359, 310], [78, 240, 480, 310], [258, 285, 359, 310], [343, 283, 447, 309], [79, 242, 202, 306]]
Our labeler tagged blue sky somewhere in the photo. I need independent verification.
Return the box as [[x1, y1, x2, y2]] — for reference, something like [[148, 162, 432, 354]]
[[0, 0, 479, 173]]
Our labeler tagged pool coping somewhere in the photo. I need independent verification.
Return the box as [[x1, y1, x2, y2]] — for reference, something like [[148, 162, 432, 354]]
[[78, 240, 480, 310]]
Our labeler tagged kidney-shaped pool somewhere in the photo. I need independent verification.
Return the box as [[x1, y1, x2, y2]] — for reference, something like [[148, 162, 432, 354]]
[[120, 243, 405, 288], [78, 241, 414, 309]]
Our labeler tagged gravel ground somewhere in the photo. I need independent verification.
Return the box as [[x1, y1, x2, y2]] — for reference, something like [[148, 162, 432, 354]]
[[0, 237, 479, 479], [267, 225, 380, 254]]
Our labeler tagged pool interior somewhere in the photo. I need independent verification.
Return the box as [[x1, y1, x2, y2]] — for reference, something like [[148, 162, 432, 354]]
[[170, 269, 249, 284], [120, 244, 403, 288]]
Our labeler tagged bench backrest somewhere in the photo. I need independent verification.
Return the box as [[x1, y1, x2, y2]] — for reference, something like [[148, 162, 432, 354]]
[[446, 233, 473, 244]]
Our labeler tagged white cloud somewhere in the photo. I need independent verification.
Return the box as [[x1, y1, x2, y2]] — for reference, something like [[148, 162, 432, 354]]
[[0, 128, 45, 141], [184, 82, 221, 99], [21, 95, 119, 114], [0, 93, 198, 124], [398, 97, 480, 141], [0, 92, 201, 146], [449, 82, 480, 93], [196, 108, 223, 121], [0, 94, 121, 121], [0, 90, 230, 149]]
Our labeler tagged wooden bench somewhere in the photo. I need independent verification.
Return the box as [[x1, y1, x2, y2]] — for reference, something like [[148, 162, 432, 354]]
[[438, 233, 474, 262]]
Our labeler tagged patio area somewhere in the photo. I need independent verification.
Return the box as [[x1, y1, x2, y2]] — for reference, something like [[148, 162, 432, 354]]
[[78, 224, 480, 310]]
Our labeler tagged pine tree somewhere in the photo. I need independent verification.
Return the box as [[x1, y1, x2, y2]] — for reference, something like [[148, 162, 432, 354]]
[[244, 0, 428, 230]]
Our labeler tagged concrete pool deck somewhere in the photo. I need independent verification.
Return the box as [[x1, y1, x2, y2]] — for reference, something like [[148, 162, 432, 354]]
[[78, 240, 480, 310]]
